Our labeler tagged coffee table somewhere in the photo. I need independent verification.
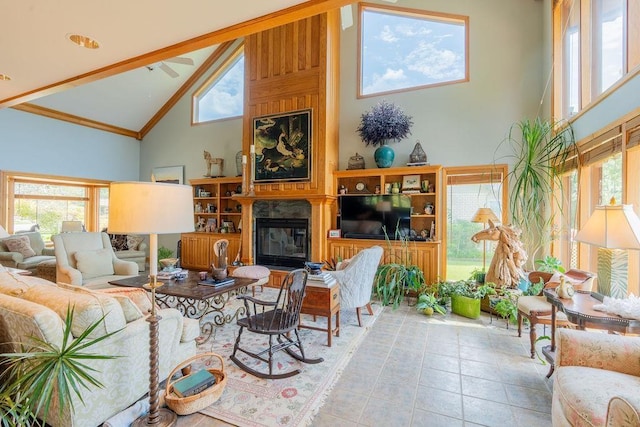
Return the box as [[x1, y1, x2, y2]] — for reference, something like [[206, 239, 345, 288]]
[[109, 272, 258, 344], [542, 289, 640, 377]]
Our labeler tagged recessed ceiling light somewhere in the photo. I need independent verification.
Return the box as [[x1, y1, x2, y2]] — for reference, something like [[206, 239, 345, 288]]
[[66, 33, 100, 49], [0, 74, 11, 81]]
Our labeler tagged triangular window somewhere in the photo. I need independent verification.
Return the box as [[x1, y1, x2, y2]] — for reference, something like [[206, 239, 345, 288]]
[[193, 44, 244, 123]]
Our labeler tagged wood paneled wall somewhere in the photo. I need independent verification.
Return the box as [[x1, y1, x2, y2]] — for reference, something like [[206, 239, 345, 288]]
[[239, 11, 340, 264]]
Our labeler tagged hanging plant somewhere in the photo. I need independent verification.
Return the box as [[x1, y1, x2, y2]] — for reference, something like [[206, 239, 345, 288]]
[[356, 100, 413, 147]]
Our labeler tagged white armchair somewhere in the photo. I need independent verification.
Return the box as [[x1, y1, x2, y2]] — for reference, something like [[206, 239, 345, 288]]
[[327, 245, 383, 326], [52, 232, 139, 289]]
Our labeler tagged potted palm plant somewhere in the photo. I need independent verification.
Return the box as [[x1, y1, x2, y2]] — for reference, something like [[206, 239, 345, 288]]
[[499, 118, 575, 266], [357, 100, 413, 168], [0, 306, 120, 426]]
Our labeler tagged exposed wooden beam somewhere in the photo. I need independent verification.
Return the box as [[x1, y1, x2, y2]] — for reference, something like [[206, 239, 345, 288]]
[[0, 0, 353, 109], [139, 40, 236, 140], [10, 104, 140, 140]]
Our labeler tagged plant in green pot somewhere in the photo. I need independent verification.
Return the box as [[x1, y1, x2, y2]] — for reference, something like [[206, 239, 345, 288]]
[[357, 100, 413, 168], [448, 280, 496, 319]]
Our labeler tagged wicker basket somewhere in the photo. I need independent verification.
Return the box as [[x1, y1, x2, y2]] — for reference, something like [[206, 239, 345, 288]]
[[165, 352, 227, 415]]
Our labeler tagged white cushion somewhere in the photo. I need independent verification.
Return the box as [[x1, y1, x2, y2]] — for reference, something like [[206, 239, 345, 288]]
[[74, 248, 115, 279], [58, 283, 143, 323], [19, 283, 125, 338], [232, 265, 270, 280], [3, 235, 36, 258]]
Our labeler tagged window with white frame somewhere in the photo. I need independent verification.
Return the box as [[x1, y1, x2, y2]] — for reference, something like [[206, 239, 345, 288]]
[[563, 0, 581, 117], [358, 4, 468, 98], [193, 45, 244, 124], [592, 0, 626, 96]]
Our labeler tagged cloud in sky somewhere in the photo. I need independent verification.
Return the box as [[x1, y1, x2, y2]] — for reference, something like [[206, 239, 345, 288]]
[[198, 56, 244, 121], [405, 40, 464, 80]]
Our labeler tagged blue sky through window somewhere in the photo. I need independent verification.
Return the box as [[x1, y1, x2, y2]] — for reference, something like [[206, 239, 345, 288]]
[[197, 53, 244, 122], [361, 8, 466, 96]]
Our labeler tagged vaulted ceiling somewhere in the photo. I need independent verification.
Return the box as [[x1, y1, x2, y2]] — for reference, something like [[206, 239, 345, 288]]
[[1, 0, 353, 138]]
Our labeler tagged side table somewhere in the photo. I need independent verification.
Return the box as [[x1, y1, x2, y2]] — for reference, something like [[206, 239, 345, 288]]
[[543, 289, 640, 377], [299, 273, 340, 347]]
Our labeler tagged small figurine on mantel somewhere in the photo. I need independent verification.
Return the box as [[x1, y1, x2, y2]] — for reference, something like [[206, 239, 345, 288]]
[[407, 141, 429, 166], [347, 153, 365, 170]]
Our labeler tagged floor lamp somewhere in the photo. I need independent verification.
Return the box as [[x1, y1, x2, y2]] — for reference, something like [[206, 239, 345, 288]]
[[471, 207, 499, 272], [109, 182, 194, 427], [574, 200, 640, 299]]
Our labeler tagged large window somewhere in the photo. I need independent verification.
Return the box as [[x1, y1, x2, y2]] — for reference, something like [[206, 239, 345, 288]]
[[358, 4, 468, 98], [193, 44, 244, 124], [554, 0, 636, 119], [592, 0, 626, 96], [1, 172, 110, 242], [444, 166, 507, 281]]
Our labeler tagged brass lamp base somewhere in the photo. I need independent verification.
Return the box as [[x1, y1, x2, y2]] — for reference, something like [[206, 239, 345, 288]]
[[132, 408, 177, 427]]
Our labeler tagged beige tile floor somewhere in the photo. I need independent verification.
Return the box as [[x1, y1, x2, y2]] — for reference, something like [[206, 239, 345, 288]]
[[175, 303, 553, 427]]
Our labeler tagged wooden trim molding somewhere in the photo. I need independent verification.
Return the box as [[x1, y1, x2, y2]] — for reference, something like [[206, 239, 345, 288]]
[[10, 103, 140, 139]]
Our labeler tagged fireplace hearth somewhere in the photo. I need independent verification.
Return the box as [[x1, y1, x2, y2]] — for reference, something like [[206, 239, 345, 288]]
[[255, 217, 309, 268]]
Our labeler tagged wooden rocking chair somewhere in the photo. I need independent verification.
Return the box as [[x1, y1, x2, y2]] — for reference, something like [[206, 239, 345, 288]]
[[230, 268, 323, 379]]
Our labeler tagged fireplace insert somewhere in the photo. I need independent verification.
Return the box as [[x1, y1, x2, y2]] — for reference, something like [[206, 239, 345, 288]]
[[255, 217, 309, 268]]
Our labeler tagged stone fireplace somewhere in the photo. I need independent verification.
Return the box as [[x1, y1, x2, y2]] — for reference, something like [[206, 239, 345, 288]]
[[253, 200, 311, 269]]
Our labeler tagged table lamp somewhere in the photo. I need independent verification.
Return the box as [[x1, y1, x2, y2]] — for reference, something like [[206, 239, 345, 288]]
[[471, 207, 499, 271], [109, 181, 194, 427], [574, 199, 640, 299]]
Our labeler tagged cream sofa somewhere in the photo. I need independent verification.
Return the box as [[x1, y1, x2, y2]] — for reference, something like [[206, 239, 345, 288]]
[[552, 328, 640, 426], [0, 231, 56, 274], [0, 265, 198, 427], [107, 233, 147, 272], [52, 232, 139, 289]]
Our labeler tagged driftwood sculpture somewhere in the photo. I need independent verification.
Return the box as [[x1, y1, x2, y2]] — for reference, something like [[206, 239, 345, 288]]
[[204, 150, 224, 177], [471, 219, 527, 288]]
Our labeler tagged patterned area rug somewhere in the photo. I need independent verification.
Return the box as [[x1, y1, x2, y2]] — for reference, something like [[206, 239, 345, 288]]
[[195, 287, 383, 426]]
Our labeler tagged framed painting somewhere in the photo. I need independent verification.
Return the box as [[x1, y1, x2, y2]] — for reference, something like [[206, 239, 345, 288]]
[[152, 166, 184, 185], [253, 109, 311, 182]]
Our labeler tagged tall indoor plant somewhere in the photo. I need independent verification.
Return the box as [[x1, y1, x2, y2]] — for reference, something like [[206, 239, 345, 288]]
[[0, 307, 119, 426], [499, 117, 575, 266], [357, 100, 413, 168]]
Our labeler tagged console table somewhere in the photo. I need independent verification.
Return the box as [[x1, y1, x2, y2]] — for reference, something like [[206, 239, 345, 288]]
[[542, 289, 640, 377]]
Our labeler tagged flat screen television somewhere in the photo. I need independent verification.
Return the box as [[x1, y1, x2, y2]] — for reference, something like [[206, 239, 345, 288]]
[[339, 194, 411, 239]]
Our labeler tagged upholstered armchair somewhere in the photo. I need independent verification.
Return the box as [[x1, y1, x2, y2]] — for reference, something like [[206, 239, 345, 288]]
[[552, 328, 640, 426], [52, 232, 139, 289], [0, 231, 56, 273], [327, 245, 383, 326]]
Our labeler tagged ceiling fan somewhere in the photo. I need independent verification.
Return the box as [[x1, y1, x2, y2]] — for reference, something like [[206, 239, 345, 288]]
[[146, 56, 194, 78]]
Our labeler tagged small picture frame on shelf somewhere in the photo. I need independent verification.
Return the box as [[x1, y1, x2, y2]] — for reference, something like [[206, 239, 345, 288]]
[[206, 218, 217, 233], [222, 221, 236, 233], [328, 229, 341, 238], [402, 174, 421, 192]]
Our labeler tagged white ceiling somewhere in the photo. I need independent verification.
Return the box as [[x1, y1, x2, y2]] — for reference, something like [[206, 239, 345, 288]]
[[1, 0, 346, 132]]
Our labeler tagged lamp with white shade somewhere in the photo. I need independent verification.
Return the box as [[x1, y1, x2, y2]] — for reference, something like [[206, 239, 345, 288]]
[[109, 181, 194, 427], [574, 200, 640, 299], [471, 207, 500, 272]]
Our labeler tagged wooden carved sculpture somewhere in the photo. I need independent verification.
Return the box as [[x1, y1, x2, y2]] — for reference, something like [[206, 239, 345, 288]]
[[471, 219, 527, 288], [204, 150, 224, 177]]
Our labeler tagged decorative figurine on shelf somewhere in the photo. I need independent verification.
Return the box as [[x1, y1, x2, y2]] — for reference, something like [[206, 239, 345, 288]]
[[424, 203, 434, 215], [339, 184, 347, 195], [421, 180, 430, 193], [408, 140, 428, 165], [203, 150, 224, 177], [196, 217, 206, 232], [347, 153, 365, 170]]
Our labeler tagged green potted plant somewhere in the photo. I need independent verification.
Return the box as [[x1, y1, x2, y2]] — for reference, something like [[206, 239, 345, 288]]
[[534, 255, 565, 273], [469, 267, 486, 284], [499, 117, 575, 266], [357, 100, 413, 168], [447, 280, 496, 319], [415, 292, 446, 316], [0, 306, 120, 426], [374, 226, 425, 309]]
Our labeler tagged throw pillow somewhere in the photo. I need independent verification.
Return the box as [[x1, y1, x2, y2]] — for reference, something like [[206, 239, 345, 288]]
[[99, 287, 154, 315], [126, 235, 145, 251], [108, 234, 128, 251], [3, 235, 36, 258], [57, 283, 144, 323], [74, 248, 115, 279]]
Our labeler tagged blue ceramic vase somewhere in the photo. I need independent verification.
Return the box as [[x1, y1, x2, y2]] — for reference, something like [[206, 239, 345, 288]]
[[374, 144, 395, 168]]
